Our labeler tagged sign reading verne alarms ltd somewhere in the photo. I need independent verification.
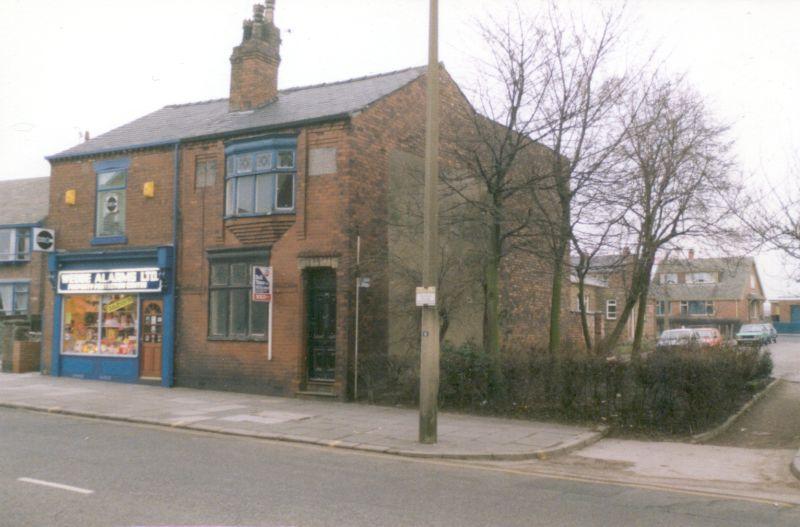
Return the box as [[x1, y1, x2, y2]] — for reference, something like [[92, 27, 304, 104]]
[[58, 268, 162, 294]]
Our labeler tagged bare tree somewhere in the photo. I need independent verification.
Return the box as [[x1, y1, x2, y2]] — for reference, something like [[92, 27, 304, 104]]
[[599, 77, 739, 356], [445, 2, 636, 358]]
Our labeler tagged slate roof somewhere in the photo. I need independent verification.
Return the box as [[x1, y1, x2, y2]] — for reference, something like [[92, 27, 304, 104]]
[[0, 177, 49, 226], [570, 253, 628, 273], [651, 256, 763, 301], [48, 66, 428, 161]]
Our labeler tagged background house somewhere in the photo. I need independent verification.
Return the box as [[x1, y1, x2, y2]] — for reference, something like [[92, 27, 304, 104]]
[[768, 297, 800, 333], [0, 177, 50, 326], [651, 254, 765, 337], [567, 253, 656, 348]]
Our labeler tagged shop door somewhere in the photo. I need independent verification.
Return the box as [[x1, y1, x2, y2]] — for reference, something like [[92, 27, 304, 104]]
[[140, 300, 163, 379], [791, 305, 800, 323], [306, 268, 336, 381]]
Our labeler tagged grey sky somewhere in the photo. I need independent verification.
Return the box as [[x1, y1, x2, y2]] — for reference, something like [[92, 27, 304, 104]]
[[1, 0, 798, 294]]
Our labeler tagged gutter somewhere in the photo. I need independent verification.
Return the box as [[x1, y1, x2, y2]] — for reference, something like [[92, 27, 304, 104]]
[[46, 113, 353, 163]]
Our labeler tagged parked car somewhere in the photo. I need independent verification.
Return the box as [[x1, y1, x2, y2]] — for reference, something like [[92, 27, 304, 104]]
[[656, 328, 701, 351], [760, 323, 777, 343], [695, 327, 723, 348], [735, 324, 771, 346]]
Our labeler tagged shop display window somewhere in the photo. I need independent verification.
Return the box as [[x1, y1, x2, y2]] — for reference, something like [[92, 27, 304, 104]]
[[62, 294, 139, 356]]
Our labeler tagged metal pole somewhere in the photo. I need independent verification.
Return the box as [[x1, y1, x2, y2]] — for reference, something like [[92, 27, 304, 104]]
[[354, 235, 361, 400], [419, 0, 440, 444]]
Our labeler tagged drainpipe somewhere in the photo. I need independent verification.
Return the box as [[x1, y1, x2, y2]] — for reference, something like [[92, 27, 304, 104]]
[[165, 141, 181, 387]]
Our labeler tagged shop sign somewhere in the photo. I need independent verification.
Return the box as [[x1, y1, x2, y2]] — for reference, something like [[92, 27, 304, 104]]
[[252, 266, 272, 302], [58, 268, 162, 294]]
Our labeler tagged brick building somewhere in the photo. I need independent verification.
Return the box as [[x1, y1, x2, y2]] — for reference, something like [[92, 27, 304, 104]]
[[0, 177, 50, 326], [567, 254, 655, 347], [43, 2, 563, 397], [651, 254, 765, 337]]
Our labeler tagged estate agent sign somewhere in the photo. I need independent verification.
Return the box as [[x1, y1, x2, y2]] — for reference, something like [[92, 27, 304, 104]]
[[252, 266, 273, 302], [58, 268, 162, 294]]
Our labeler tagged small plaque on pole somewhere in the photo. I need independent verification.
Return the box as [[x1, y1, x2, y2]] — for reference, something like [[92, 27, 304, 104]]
[[415, 286, 436, 307], [252, 266, 272, 302]]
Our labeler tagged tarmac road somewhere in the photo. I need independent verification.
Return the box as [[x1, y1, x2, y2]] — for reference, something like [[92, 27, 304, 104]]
[[710, 336, 800, 449], [3, 407, 800, 527]]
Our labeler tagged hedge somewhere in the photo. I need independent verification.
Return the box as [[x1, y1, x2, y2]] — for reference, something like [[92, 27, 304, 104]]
[[373, 342, 773, 436]]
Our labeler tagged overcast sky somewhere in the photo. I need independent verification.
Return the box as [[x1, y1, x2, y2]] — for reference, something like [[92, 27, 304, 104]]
[[1, 0, 798, 296]]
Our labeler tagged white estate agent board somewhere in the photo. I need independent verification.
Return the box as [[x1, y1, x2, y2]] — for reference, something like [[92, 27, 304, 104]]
[[252, 266, 274, 360], [252, 266, 272, 302]]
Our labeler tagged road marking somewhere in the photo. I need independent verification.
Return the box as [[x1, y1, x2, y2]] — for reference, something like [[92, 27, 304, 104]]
[[18, 477, 94, 495]]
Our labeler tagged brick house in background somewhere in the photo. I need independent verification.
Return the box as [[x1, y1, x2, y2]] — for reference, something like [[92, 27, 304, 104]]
[[0, 177, 50, 326], [651, 254, 765, 337], [567, 253, 655, 347], [43, 2, 563, 398], [767, 297, 800, 329]]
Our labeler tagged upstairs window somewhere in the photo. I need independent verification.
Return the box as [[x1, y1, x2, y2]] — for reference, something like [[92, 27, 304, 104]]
[[606, 299, 617, 320], [660, 273, 678, 284], [96, 167, 127, 238], [0, 228, 31, 262], [224, 139, 297, 217], [687, 272, 715, 284], [195, 157, 218, 189]]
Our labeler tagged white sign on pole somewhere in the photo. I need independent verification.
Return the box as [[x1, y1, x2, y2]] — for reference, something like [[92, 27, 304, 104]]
[[252, 266, 272, 302], [415, 286, 437, 307]]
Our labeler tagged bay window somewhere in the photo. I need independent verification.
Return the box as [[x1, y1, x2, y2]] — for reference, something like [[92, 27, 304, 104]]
[[224, 138, 296, 217]]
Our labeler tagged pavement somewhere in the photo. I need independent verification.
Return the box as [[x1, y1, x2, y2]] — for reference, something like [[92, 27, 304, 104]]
[[0, 372, 604, 461]]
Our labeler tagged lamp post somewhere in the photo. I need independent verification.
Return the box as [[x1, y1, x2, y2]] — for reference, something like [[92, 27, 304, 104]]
[[418, 0, 440, 444]]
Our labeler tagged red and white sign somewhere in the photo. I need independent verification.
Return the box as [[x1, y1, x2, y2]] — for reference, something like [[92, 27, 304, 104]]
[[252, 266, 272, 302]]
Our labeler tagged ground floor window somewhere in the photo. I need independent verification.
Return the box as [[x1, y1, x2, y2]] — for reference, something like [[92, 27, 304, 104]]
[[62, 294, 139, 356], [208, 256, 268, 340], [0, 282, 29, 315]]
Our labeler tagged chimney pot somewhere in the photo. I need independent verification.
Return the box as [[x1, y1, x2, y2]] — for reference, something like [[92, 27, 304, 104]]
[[253, 4, 265, 22], [229, 1, 281, 112], [265, 0, 275, 22]]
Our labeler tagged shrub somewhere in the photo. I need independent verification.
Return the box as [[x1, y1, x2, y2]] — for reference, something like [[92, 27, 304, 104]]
[[374, 341, 773, 436]]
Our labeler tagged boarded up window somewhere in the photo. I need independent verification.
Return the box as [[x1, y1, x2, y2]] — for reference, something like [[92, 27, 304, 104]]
[[309, 147, 337, 176], [195, 157, 217, 188]]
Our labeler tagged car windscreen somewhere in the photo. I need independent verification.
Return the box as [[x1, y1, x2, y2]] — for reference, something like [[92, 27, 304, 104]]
[[740, 325, 762, 332]]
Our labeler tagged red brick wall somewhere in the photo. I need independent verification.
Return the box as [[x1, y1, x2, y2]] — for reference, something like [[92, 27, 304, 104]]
[[174, 124, 356, 396], [46, 151, 175, 250]]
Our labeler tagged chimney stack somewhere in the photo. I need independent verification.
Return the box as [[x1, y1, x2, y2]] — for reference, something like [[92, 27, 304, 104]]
[[229, 2, 281, 112], [688, 249, 695, 260]]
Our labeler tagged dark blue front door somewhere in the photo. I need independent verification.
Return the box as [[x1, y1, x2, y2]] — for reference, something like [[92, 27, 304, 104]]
[[791, 305, 800, 322]]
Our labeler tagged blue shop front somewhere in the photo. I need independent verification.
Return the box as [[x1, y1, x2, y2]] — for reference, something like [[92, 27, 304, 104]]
[[49, 246, 175, 386]]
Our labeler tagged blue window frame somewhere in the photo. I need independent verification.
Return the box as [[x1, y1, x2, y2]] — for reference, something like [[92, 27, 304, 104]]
[[0, 281, 30, 315], [94, 158, 129, 240], [224, 137, 297, 218], [0, 228, 31, 262]]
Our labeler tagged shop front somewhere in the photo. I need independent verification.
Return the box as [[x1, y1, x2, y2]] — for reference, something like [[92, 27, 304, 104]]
[[49, 247, 174, 386]]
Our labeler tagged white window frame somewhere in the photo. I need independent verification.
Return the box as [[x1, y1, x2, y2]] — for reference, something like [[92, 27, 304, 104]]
[[661, 273, 678, 284], [687, 272, 715, 284], [0, 281, 31, 315], [0, 228, 31, 262], [606, 299, 617, 320]]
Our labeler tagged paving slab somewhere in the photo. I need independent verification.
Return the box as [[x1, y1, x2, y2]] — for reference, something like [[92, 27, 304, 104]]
[[0, 372, 605, 460]]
